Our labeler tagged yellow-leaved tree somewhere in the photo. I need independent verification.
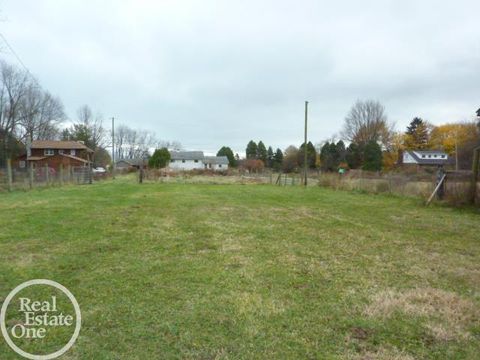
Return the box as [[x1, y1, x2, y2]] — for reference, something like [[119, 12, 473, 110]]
[[430, 122, 478, 155]]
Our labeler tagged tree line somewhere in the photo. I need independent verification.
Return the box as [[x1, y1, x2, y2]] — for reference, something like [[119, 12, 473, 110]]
[[0, 59, 181, 168], [218, 100, 479, 173]]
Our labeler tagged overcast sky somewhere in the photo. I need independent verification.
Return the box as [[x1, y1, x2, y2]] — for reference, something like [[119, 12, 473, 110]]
[[1, 0, 479, 154]]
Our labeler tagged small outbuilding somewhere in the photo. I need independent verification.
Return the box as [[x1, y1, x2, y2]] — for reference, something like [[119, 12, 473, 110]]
[[203, 156, 229, 171]]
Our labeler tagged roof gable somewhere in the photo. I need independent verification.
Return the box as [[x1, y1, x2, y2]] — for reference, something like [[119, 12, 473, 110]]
[[31, 140, 93, 152], [204, 156, 229, 165], [170, 151, 204, 160]]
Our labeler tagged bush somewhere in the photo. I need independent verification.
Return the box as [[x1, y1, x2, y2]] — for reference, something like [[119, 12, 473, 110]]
[[149, 148, 170, 168]]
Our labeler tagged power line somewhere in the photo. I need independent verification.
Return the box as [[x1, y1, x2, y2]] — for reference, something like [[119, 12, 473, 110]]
[[0, 32, 40, 86]]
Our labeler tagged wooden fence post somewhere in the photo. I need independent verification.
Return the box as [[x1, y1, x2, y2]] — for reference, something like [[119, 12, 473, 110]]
[[67, 165, 72, 183], [6, 158, 13, 192], [29, 162, 34, 189], [470, 147, 480, 205], [45, 163, 49, 185], [59, 164, 64, 186], [89, 162, 93, 185], [138, 166, 143, 184]]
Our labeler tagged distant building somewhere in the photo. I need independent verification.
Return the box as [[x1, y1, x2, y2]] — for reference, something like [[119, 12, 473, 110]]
[[169, 151, 229, 171], [115, 158, 146, 170], [402, 150, 450, 166], [204, 156, 229, 171], [15, 140, 93, 170], [169, 151, 205, 171]]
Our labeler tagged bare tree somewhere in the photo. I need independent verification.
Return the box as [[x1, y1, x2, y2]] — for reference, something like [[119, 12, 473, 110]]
[[112, 125, 157, 160], [19, 85, 66, 141], [63, 105, 106, 151], [341, 99, 394, 148], [157, 140, 182, 151], [0, 60, 30, 164]]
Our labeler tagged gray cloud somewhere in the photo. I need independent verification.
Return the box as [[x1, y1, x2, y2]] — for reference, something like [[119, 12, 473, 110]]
[[1, 0, 479, 154]]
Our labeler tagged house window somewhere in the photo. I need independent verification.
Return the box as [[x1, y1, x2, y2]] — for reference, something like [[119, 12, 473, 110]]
[[422, 155, 425, 158], [44, 149, 54, 156], [59, 149, 64, 154], [70, 149, 76, 156], [19, 161, 26, 168], [219, 164, 222, 168], [428, 155, 431, 158], [171, 159, 175, 163], [434, 155, 437, 158], [182, 160, 185, 163], [194, 159, 198, 163], [441, 155, 445, 158]]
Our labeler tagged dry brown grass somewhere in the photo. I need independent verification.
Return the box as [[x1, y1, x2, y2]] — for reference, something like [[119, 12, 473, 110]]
[[348, 347, 416, 360], [364, 288, 479, 341]]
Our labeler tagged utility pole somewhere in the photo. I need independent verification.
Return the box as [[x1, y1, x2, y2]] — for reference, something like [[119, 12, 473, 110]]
[[111, 117, 115, 179], [304, 101, 308, 187]]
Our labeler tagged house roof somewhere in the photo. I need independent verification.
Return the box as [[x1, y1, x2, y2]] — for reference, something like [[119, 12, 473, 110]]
[[116, 158, 145, 166], [406, 150, 450, 165], [60, 154, 89, 163], [412, 150, 448, 155], [204, 156, 229, 165], [26, 156, 47, 161], [170, 151, 204, 160], [31, 140, 94, 152]]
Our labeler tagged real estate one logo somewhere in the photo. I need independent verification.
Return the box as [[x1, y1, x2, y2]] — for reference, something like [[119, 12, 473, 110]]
[[0, 279, 81, 360]]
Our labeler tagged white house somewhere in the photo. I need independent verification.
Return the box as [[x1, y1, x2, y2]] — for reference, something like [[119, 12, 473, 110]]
[[169, 151, 205, 171], [403, 150, 449, 166], [169, 151, 229, 171]]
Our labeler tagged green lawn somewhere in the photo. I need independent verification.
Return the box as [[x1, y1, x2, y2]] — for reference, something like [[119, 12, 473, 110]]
[[0, 179, 479, 359]]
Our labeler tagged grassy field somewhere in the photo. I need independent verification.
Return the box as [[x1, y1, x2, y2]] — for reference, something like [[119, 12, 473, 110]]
[[0, 178, 479, 359]]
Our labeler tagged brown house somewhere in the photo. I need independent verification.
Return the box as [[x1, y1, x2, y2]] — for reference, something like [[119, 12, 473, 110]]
[[16, 140, 94, 171]]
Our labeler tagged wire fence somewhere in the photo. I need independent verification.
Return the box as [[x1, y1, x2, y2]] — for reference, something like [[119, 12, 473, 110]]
[[2, 161, 478, 206], [0, 160, 107, 192], [138, 167, 479, 205]]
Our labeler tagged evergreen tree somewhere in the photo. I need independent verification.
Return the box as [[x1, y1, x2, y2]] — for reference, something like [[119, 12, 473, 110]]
[[217, 146, 237, 167], [336, 140, 346, 163], [298, 141, 317, 169], [257, 141, 268, 163], [246, 140, 258, 159], [405, 117, 429, 149], [273, 148, 283, 170], [320, 142, 342, 171], [320, 142, 331, 171], [362, 140, 382, 171], [266, 146, 274, 168], [149, 148, 170, 168], [346, 143, 363, 169], [329, 142, 340, 168]]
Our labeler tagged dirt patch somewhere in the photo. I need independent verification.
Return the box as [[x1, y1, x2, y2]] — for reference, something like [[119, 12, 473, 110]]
[[350, 326, 374, 341], [364, 288, 479, 341]]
